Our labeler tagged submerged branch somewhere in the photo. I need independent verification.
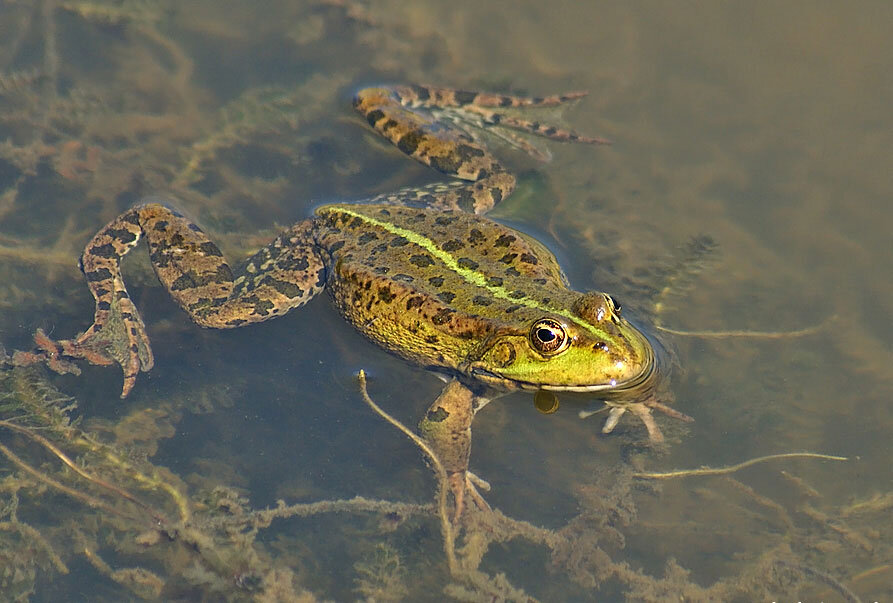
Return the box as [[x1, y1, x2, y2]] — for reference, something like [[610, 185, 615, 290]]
[[0, 440, 123, 518], [0, 419, 163, 522], [633, 452, 848, 479], [655, 315, 835, 339], [357, 369, 458, 575]]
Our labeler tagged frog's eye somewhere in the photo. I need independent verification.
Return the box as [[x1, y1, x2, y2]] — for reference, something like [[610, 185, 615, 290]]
[[529, 318, 570, 356], [606, 295, 621, 315]]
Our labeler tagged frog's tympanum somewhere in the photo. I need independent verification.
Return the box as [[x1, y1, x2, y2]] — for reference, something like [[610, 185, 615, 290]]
[[27, 85, 674, 518]]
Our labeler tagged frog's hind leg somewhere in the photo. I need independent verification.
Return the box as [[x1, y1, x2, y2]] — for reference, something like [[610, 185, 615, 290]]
[[355, 86, 516, 215], [355, 85, 606, 215], [393, 85, 611, 147], [392, 84, 588, 109], [463, 105, 612, 146], [40, 202, 325, 397], [418, 379, 492, 522]]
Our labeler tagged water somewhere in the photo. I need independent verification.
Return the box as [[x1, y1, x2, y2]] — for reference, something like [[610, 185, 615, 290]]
[[0, 1, 890, 601]]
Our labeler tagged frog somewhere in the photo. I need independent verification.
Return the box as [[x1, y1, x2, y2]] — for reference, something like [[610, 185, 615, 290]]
[[21, 84, 682, 519]]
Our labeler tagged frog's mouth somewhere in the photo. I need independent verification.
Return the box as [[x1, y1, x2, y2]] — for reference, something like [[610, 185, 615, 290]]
[[469, 343, 657, 396]]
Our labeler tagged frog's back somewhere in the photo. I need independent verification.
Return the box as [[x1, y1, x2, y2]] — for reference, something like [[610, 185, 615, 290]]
[[315, 203, 574, 368]]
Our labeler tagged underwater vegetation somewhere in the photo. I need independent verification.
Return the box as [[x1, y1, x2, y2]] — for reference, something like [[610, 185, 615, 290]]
[[0, 358, 887, 601]]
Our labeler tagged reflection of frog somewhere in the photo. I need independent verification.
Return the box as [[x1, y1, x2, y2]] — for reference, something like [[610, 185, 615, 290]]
[[30, 85, 670, 518]]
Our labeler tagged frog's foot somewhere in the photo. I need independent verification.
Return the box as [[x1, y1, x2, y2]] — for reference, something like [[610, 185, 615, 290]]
[[447, 470, 492, 523], [597, 398, 693, 444], [72, 296, 154, 397], [14, 294, 154, 397], [11, 329, 87, 377]]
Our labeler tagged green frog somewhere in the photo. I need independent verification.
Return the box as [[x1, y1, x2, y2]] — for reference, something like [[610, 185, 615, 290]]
[[23, 85, 679, 518]]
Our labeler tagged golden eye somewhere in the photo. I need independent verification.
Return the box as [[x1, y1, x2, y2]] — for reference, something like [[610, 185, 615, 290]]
[[529, 318, 570, 356]]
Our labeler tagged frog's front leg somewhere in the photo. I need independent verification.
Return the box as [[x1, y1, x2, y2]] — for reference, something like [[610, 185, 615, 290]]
[[419, 379, 491, 522], [36, 201, 325, 397]]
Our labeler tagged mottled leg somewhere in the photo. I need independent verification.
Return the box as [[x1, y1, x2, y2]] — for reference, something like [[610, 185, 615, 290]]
[[354, 85, 606, 215], [35, 201, 325, 397], [355, 87, 515, 215], [418, 380, 491, 522]]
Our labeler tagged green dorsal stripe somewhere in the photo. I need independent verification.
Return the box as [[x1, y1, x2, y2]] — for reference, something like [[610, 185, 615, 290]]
[[335, 208, 613, 341]]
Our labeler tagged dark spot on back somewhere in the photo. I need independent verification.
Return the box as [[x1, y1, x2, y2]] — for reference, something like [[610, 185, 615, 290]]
[[409, 254, 435, 267], [441, 239, 464, 252]]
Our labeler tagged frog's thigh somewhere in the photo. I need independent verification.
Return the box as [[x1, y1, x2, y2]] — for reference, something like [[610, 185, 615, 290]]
[[140, 205, 324, 327]]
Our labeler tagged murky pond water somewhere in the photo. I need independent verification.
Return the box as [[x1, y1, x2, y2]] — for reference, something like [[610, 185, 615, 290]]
[[1, 1, 890, 601]]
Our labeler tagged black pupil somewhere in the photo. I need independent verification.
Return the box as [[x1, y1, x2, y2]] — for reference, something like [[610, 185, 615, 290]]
[[537, 328, 556, 342]]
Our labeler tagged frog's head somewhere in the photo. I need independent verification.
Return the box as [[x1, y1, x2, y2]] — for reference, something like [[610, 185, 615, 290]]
[[467, 292, 655, 394]]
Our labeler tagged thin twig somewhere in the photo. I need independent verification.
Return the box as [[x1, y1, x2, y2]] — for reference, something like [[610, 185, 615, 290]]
[[633, 452, 848, 479], [0, 419, 163, 522], [356, 370, 457, 575], [774, 560, 862, 603], [216, 496, 433, 531], [655, 315, 835, 339], [0, 441, 123, 517]]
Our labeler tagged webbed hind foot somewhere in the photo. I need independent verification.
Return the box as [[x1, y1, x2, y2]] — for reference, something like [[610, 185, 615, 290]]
[[13, 296, 154, 398]]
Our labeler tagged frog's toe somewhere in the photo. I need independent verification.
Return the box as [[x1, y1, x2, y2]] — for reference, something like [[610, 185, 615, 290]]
[[627, 403, 664, 443], [448, 470, 492, 522], [465, 471, 491, 513], [447, 472, 467, 523], [103, 325, 154, 398], [120, 359, 142, 398]]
